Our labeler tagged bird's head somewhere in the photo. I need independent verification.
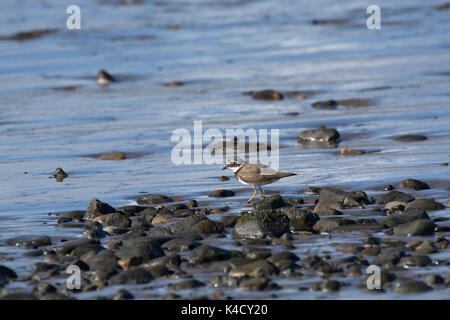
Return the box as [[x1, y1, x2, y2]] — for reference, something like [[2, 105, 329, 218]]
[[222, 157, 245, 172]]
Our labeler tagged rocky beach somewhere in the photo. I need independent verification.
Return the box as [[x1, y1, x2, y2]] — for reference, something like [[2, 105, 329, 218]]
[[0, 0, 449, 300]]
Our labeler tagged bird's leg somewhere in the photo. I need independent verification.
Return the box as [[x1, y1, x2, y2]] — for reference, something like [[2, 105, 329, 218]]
[[247, 186, 257, 203], [258, 186, 263, 199]]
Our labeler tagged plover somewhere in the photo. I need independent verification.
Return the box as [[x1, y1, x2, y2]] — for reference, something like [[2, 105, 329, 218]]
[[222, 158, 296, 203]]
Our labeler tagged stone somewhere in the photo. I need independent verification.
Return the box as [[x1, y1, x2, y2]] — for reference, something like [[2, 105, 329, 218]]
[[208, 189, 235, 198], [5, 235, 52, 249], [98, 151, 126, 160], [376, 191, 415, 204], [192, 220, 224, 234], [187, 245, 232, 264], [252, 90, 283, 100], [393, 220, 435, 237], [394, 135, 427, 142], [85, 199, 116, 220], [405, 199, 445, 211], [398, 179, 430, 190], [136, 194, 173, 205], [233, 210, 290, 239], [253, 194, 286, 210], [312, 218, 356, 233], [393, 279, 431, 293], [298, 128, 340, 143], [279, 207, 319, 232], [53, 167, 68, 182], [116, 237, 165, 261], [109, 267, 154, 285], [319, 188, 369, 206]]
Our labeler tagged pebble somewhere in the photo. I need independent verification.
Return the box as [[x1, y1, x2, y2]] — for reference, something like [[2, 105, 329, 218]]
[[393, 279, 431, 293], [393, 219, 435, 237], [233, 210, 290, 239], [136, 194, 173, 205], [208, 189, 235, 198], [298, 128, 340, 143], [53, 167, 68, 182], [398, 179, 430, 190], [251, 90, 283, 100], [405, 199, 445, 211]]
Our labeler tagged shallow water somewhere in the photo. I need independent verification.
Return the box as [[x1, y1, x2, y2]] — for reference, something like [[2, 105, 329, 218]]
[[0, 0, 449, 299]]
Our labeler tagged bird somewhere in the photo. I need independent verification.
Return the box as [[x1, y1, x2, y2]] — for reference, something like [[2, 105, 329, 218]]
[[222, 158, 296, 203]]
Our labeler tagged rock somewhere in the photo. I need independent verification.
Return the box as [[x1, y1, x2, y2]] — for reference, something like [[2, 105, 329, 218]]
[[393, 279, 431, 293], [394, 135, 427, 142], [53, 239, 104, 257], [311, 100, 338, 110], [242, 247, 271, 260], [2, 28, 57, 41], [424, 275, 444, 287], [405, 199, 444, 211], [60, 210, 85, 220], [187, 200, 198, 208], [93, 213, 131, 231], [111, 289, 134, 300], [109, 267, 154, 285], [312, 218, 356, 233], [0, 293, 38, 300], [219, 176, 230, 181], [31, 282, 57, 296], [267, 251, 300, 264], [53, 167, 68, 182], [187, 245, 232, 264], [234, 210, 290, 239], [340, 148, 365, 156], [136, 194, 173, 205], [118, 205, 148, 216], [314, 279, 341, 292], [5, 235, 52, 249], [414, 241, 438, 255], [167, 213, 207, 234], [166, 279, 205, 290], [319, 188, 369, 207], [118, 257, 143, 270], [98, 151, 126, 160], [209, 257, 256, 273], [393, 220, 435, 237], [398, 255, 432, 268], [0, 265, 17, 280], [372, 252, 402, 268], [384, 201, 408, 212], [208, 189, 235, 198], [143, 253, 181, 269], [84, 250, 119, 280], [220, 215, 239, 228], [279, 207, 319, 232], [376, 191, 415, 204], [398, 179, 430, 190], [161, 238, 201, 252], [314, 203, 342, 216], [384, 185, 395, 191], [298, 128, 340, 143], [116, 238, 165, 261], [192, 220, 224, 234], [252, 90, 283, 100], [151, 213, 175, 225], [239, 277, 269, 291], [434, 237, 449, 250], [85, 199, 116, 220], [253, 194, 287, 210], [210, 275, 239, 288], [382, 210, 430, 228]]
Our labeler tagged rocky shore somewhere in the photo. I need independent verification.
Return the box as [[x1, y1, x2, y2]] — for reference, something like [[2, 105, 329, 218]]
[[1, 179, 448, 300]]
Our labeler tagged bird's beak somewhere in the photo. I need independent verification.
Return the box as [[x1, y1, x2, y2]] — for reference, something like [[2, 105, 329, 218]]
[[222, 164, 228, 170]]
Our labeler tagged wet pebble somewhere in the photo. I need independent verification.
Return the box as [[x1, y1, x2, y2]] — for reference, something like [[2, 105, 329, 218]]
[[393, 279, 431, 293], [398, 179, 430, 190], [84, 199, 116, 221], [187, 245, 232, 265], [233, 210, 290, 239], [251, 90, 283, 100], [208, 189, 235, 198], [392, 219, 435, 237], [53, 167, 68, 182], [137, 194, 173, 205], [298, 128, 340, 143], [405, 199, 445, 211]]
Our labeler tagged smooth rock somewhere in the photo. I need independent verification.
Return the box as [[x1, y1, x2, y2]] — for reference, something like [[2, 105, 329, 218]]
[[405, 199, 445, 211], [393, 219, 435, 237], [85, 199, 116, 220], [233, 210, 290, 239], [298, 128, 340, 143], [187, 245, 232, 264], [398, 179, 430, 190], [376, 191, 415, 205]]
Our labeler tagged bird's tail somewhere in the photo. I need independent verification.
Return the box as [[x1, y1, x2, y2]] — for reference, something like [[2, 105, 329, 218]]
[[276, 171, 296, 178]]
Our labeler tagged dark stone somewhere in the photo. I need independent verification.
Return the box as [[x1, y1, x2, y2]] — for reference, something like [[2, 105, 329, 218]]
[[267, 251, 300, 263], [382, 210, 430, 227], [161, 238, 201, 252], [424, 275, 444, 287], [118, 205, 148, 216], [111, 289, 134, 300], [393, 279, 431, 293], [85, 199, 116, 220], [311, 100, 338, 110], [398, 179, 430, 190], [253, 194, 287, 210], [398, 255, 432, 268], [376, 191, 415, 204], [405, 199, 445, 211], [372, 252, 403, 268], [315, 279, 341, 292], [84, 250, 119, 280], [234, 210, 290, 239], [0, 265, 17, 279], [0, 293, 38, 300], [110, 267, 154, 285], [252, 90, 283, 100], [53, 167, 68, 182], [116, 237, 165, 261], [136, 194, 173, 205], [394, 135, 428, 142], [239, 277, 269, 291], [312, 218, 356, 233], [167, 279, 205, 290], [210, 275, 239, 288], [192, 220, 224, 234], [5, 235, 52, 249], [298, 128, 340, 143], [209, 257, 256, 273], [93, 213, 131, 230], [279, 207, 319, 232], [393, 219, 435, 236], [208, 189, 235, 198], [31, 282, 57, 296], [187, 245, 232, 264], [319, 188, 369, 206], [220, 215, 239, 228], [167, 213, 207, 234], [187, 200, 198, 208], [242, 247, 271, 260]]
